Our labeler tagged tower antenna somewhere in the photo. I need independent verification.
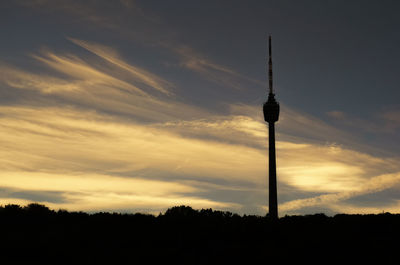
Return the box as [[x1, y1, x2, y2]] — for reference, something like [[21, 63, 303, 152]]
[[268, 35, 273, 95]]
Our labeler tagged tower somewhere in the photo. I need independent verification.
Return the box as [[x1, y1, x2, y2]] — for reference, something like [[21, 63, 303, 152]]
[[263, 35, 280, 219]]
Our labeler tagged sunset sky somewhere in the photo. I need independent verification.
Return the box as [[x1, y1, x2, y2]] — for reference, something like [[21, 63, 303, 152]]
[[1, 0, 400, 216]]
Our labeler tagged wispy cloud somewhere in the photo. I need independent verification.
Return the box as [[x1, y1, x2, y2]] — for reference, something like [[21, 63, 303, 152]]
[[0, 42, 208, 122], [1, 102, 399, 214], [14, 0, 164, 45], [328, 108, 400, 134], [0, 172, 236, 213], [68, 37, 173, 96], [0, 105, 263, 212], [15, 0, 264, 93], [1, 36, 400, 215], [280, 172, 400, 213], [170, 45, 264, 90], [15, 0, 132, 30]]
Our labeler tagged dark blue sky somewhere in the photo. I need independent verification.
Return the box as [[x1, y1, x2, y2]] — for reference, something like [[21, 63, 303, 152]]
[[0, 0, 400, 215]]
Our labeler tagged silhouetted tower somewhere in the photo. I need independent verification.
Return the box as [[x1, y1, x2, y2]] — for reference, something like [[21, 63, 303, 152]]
[[263, 36, 280, 219]]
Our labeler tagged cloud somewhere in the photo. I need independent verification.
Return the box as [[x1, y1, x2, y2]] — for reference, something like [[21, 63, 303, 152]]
[[0, 173, 236, 213], [170, 44, 263, 90], [0, 105, 260, 212], [327, 108, 400, 135], [14, 0, 264, 94], [327, 110, 346, 119], [14, 0, 164, 45], [382, 109, 400, 132], [68, 37, 173, 96], [0, 64, 80, 94], [0, 44, 208, 123], [0, 106, 266, 182], [280, 172, 400, 214], [1, 102, 399, 215], [0, 187, 68, 204], [14, 0, 128, 30], [1, 35, 400, 215]]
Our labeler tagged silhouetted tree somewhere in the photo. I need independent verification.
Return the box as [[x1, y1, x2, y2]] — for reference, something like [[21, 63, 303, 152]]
[[0, 203, 399, 264]]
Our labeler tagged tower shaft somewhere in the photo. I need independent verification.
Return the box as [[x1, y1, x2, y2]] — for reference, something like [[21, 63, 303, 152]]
[[268, 122, 278, 219]]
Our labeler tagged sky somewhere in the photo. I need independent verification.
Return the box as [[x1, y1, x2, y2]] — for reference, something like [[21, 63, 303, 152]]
[[0, 0, 400, 216]]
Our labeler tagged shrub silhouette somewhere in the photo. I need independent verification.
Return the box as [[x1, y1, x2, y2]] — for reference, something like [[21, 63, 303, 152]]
[[24, 203, 52, 215], [164, 205, 197, 217]]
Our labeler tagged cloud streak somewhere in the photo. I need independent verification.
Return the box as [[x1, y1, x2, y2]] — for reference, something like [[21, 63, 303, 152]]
[[1, 37, 399, 215], [280, 172, 400, 213], [170, 44, 264, 91], [68, 37, 173, 96], [1, 102, 399, 214], [0, 44, 208, 123]]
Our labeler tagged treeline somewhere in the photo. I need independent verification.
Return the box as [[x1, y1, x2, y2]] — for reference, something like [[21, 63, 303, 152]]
[[0, 203, 399, 264]]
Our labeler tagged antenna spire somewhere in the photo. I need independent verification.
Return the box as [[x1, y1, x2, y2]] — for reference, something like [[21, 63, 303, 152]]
[[268, 35, 273, 95]]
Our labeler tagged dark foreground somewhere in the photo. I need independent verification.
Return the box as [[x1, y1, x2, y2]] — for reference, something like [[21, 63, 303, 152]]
[[1, 204, 399, 264]]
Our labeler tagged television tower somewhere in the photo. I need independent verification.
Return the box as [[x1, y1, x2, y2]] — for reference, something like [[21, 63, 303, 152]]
[[263, 35, 280, 219]]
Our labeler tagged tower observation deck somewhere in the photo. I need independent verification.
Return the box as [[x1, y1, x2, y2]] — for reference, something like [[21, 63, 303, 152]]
[[263, 36, 280, 219]]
